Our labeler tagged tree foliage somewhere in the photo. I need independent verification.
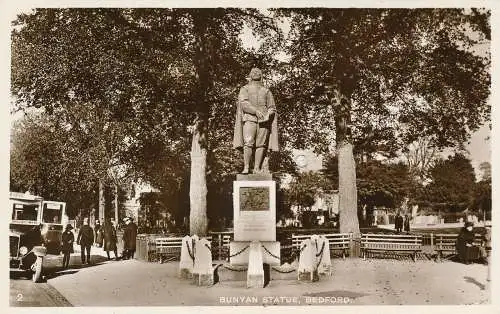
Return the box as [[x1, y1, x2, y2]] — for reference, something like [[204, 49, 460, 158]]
[[271, 8, 490, 232], [10, 114, 96, 217], [470, 179, 491, 217], [274, 8, 490, 152], [356, 161, 415, 210], [287, 171, 332, 208], [324, 156, 415, 210], [11, 8, 285, 233], [418, 153, 476, 211], [402, 136, 442, 184]]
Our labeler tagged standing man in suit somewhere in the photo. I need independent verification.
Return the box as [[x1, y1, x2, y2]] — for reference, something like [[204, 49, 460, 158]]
[[77, 217, 94, 265]]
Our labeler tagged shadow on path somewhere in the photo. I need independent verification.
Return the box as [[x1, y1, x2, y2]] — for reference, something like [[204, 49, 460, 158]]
[[42, 255, 111, 282], [463, 276, 486, 290]]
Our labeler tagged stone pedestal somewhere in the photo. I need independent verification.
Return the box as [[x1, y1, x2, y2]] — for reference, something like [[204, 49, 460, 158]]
[[192, 237, 213, 286], [229, 173, 280, 287], [297, 238, 318, 282], [247, 241, 264, 288], [233, 175, 276, 242], [179, 235, 194, 279]]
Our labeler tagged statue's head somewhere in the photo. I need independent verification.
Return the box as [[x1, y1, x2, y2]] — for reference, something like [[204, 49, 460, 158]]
[[248, 68, 262, 81]]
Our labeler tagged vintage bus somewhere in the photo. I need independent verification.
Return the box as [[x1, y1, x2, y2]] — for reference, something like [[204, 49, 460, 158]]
[[9, 191, 67, 282]]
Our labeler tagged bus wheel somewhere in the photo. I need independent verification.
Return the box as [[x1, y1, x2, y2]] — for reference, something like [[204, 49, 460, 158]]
[[32, 256, 43, 283]]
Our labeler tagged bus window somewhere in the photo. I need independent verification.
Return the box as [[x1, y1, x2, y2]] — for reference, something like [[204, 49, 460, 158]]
[[43, 203, 63, 224], [12, 203, 39, 221]]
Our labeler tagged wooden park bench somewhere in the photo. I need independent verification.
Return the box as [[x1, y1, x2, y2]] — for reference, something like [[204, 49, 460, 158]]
[[434, 233, 483, 262], [292, 233, 352, 259], [360, 233, 422, 262], [155, 236, 212, 263]]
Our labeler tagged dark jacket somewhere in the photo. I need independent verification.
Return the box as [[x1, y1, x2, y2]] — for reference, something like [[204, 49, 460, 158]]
[[123, 222, 138, 250], [103, 223, 117, 251], [77, 225, 94, 246], [456, 227, 474, 254], [457, 228, 475, 247], [395, 215, 403, 230], [61, 230, 75, 253]]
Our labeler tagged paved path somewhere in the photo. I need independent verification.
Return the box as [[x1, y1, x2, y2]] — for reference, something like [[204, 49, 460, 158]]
[[10, 254, 73, 307], [45, 257, 490, 306], [10, 278, 72, 307], [10, 246, 113, 307]]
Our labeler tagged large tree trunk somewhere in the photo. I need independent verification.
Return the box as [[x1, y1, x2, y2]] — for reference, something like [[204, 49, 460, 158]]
[[189, 119, 208, 236], [189, 14, 211, 237], [99, 178, 105, 222], [337, 142, 360, 234], [334, 88, 360, 235]]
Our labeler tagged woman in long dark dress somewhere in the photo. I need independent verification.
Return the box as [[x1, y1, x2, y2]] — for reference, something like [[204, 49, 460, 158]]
[[103, 218, 118, 260], [61, 224, 75, 268], [456, 221, 477, 264]]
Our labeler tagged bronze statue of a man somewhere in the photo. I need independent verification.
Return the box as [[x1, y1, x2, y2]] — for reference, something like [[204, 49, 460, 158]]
[[233, 68, 278, 174]]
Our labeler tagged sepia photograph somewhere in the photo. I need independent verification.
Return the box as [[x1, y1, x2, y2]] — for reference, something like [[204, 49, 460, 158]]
[[6, 2, 494, 309]]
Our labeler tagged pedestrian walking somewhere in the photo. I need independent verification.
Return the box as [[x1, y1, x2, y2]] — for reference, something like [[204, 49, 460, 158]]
[[77, 217, 94, 265], [94, 219, 103, 247], [103, 217, 118, 260], [61, 224, 74, 268], [122, 217, 138, 259]]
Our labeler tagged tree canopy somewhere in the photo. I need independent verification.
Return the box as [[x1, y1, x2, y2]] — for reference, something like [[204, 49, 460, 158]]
[[418, 153, 477, 212], [10, 113, 97, 217], [11, 8, 283, 233], [10, 8, 490, 233], [271, 8, 490, 232], [274, 8, 490, 154]]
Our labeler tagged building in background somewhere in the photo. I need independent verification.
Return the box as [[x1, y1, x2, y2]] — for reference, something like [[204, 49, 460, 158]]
[[283, 149, 339, 226], [122, 181, 159, 224]]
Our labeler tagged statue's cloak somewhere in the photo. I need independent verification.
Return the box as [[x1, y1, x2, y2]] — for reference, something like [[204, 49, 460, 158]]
[[233, 100, 279, 152]]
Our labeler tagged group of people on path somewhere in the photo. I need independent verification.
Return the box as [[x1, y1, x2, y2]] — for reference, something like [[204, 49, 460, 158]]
[[394, 213, 411, 233], [60, 216, 138, 268]]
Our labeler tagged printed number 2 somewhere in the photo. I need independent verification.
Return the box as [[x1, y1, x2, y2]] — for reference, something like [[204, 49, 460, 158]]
[[17, 293, 23, 302]]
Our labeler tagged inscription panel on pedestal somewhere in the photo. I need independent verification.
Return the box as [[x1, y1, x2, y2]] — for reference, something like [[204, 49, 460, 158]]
[[233, 180, 276, 241], [240, 187, 269, 211]]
